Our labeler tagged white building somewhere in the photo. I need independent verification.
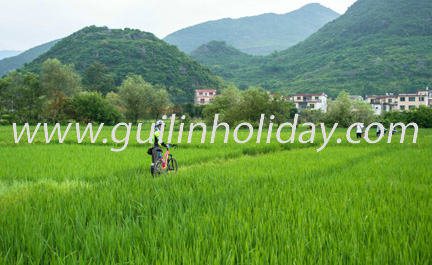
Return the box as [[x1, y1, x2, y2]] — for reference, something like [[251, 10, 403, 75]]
[[287, 93, 328, 113], [365, 94, 398, 115]]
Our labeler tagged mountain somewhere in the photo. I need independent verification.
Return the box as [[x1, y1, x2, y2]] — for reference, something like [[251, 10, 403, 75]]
[[0, 40, 61, 76], [197, 0, 432, 97], [164, 3, 340, 55], [0, 50, 22, 60], [190, 41, 261, 83], [21, 26, 224, 102]]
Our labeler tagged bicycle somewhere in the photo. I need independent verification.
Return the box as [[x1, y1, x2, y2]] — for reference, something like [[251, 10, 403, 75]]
[[152, 144, 178, 177]]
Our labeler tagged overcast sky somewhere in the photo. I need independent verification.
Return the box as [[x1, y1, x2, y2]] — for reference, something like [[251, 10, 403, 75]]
[[0, 0, 357, 51]]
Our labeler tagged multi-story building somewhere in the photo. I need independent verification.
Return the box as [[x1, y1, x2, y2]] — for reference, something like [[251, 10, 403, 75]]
[[195, 89, 216, 105], [287, 93, 328, 113], [365, 94, 398, 115], [397, 89, 430, 111], [363, 88, 431, 114]]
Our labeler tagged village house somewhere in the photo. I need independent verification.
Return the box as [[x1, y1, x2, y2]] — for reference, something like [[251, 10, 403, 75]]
[[365, 94, 398, 115], [364, 88, 431, 114], [195, 89, 217, 105], [287, 93, 328, 113], [397, 89, 430, 111]]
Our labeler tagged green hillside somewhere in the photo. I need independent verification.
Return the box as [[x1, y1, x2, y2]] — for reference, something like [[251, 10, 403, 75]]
[[194, 0, 432, 97], [190, 41, 263, 81], [0, 40, 60, 77], [21, 26, 224, 102], [164, 3, 339, 55]]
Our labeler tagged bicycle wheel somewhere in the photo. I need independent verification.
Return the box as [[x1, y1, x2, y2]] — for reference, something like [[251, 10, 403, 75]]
[[167, 158, 178, 175], [153, 160, 165, 177]]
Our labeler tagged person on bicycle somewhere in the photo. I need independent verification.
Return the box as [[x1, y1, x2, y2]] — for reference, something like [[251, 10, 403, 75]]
[[150, 120, 169, 175]]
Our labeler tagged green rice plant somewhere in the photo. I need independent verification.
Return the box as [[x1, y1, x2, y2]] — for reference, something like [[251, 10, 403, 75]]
[[0, 126, 431, 264]]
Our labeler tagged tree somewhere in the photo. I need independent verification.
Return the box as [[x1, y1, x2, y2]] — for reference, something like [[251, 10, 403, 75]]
[[325, 91, 375, 127], [0, 78, 7, 119], [203, 83, 243, 125], [237, 87, 271, 123], [381, 110, 406, 128], [149, 87, 171, 120], [40, 59, 82, 122], [44, 92, 68, 123], [118, 74, 153, 124], [0, 71, 45, 123], [65, 91, 123, 125], [351, 99, 376, 125], [41, 58, 81, 97], [405, 106, 432, 128], [20, 73, 46, 122], [269, 93, 297, 126], [83, 62, 116, 95], [180, 103, 205, 118], [298, 109, 324, 124]]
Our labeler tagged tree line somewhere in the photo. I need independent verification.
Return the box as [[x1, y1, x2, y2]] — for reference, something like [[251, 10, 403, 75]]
[[203, 84, 297, 126], [0, 59, 200, 125], [1, 58, 431, 128]]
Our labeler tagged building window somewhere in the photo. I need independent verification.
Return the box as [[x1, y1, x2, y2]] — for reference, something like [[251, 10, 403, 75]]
[[400, 97, 405, 102], [383, 106, 387, 111], [315, 97, 319, 100], [209, 92, 213, 95], [310, 104, 315, 109], [420, 97, 425, 101], [200, 99, 205, 103], [299, 102, 307, 109], [388, 99, 392, 103], [400, 106, 405, 110], [409, 105, 415, 109], [297, 97, 301, 100], [199, 92, 203, 95], [409, 97, 415, 102]]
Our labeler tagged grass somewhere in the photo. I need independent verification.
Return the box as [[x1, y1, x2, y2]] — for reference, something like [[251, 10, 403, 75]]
[[0, 124, 431, 264]]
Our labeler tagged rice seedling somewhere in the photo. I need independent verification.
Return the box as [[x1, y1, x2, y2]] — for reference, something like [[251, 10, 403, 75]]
[[0, 125, 430, 264]]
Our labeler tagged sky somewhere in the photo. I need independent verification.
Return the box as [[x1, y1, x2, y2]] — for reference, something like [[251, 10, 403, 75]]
[[0, 0, 357, 51]]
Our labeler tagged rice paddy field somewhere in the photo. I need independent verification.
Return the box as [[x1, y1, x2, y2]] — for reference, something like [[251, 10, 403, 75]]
[[0, 124, 431, 264]]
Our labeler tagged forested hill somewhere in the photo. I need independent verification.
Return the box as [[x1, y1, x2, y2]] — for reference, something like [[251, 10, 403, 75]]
[[193, 0, 432, 97], [190, 41, 263, 82], [164, 3, 340, 55], [21, 26, 224, 102], [0, 39, 61, 76]]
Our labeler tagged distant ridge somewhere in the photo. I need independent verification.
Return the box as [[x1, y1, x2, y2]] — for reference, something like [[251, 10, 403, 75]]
[[0, 50, 22, 60], [164, 3, 340, 55], [0, 39, 61, 76]]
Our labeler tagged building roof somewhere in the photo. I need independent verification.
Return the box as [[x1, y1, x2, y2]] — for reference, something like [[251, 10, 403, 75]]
[[196, 89, 216, 93], [288, 93, 328, 97], [366, 95, 396, 99]]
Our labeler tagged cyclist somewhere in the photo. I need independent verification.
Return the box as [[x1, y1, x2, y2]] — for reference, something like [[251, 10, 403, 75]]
[[150, 120, 169, 175]]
